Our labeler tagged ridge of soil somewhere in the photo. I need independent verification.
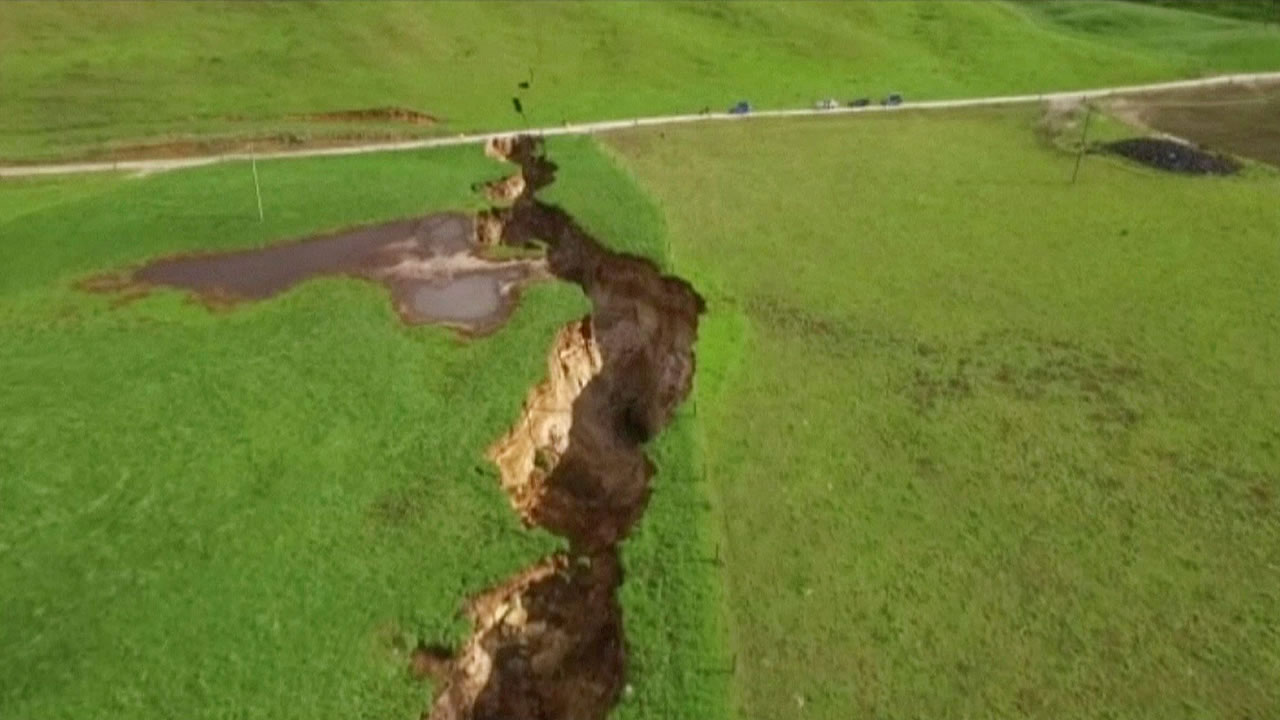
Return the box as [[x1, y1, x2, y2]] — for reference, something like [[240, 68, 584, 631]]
[[22, 131, 432, 166], [422, 136, 704, 720], [5, 108, 440, 165], [474, 173, 528, 205], [291, 107, 438, 126], [487, 318, 604, 527], [1101, 137, 1241, 175]]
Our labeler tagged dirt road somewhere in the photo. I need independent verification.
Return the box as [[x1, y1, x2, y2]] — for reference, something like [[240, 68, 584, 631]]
[[3, 71, 1279, 179]]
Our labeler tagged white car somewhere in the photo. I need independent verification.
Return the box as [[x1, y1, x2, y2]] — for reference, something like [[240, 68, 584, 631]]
[[814, 98, 840, 110]]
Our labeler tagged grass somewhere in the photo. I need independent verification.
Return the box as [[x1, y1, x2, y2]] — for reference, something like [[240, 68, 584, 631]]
[[0, 136, 729, 718], [2, 1, 1280, 161], [607, 107, 1280, 719], [1015, 0, 1280, 70], [1122, 0, 1280, 24]]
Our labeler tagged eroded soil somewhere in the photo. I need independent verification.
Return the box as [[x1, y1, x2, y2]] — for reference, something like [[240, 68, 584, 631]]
[[84, 132, 702, 719], [84, 212, 547, 334], [1106, 80, 1280, 168], [423, 137, 703, 719], [487, 318, 604, 528], [422, 552, 625, 720]]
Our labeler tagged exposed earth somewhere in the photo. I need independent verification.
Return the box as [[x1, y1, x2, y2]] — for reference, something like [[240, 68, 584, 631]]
[[1106, 79, 1280, 168], [420, 137, 703, 719]]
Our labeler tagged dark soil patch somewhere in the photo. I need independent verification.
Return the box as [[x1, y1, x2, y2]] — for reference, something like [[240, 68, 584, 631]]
[[1101, 138, 1240, 175], [82, 212, 545, 335]]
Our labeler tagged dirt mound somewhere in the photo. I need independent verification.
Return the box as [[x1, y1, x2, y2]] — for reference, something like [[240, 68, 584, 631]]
[[424, 552, 625, 720], [298, 107, 438, 126], [1102, 138, 1240, 175], [476, 174, 527, 204]]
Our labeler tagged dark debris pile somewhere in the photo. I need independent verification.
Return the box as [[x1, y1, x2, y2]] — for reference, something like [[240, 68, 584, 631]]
[[1102, 138, 1240, 175]]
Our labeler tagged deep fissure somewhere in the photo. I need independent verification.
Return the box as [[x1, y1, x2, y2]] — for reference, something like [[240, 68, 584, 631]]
[[420, 136, 703, 720], [81, 134, 701, 719]]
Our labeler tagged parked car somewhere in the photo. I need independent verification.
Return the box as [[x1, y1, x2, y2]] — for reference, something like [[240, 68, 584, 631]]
[[848, 97, 871, 108], [882, 93, 904, 107], [814, 98, 840, 110], [728, 100, 752, 115]]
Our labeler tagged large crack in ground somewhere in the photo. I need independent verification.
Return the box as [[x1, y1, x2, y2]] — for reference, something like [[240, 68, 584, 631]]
[[81, 134, 701, 719], [420, 136, 703, 720]]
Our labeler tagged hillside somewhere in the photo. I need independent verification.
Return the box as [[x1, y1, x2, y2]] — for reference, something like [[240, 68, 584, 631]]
[[1, 0, 1279, 161]]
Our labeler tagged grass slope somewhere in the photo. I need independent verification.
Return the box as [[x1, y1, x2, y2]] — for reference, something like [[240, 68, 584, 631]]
[[2, 1, 1280, 161], [609, 108, 1280, 719], [1, 137, 728, 718]]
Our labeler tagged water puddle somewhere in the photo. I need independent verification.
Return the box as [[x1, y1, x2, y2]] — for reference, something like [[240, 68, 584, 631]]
[[85, 211, 546, 334]]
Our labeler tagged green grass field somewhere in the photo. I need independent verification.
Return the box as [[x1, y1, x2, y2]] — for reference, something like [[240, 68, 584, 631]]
[[6, 2, 1280, 718], [0, 139, 728, 719], [607, 108, 1280, 719], [2, 1, 1279, 161]]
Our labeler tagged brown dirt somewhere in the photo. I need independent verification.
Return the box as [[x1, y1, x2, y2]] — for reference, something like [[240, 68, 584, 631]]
[[81, 211, 548, 335], [488, 318, 604, 528], [473, 211, 507, 247], [1101, 137, 1240, 175], [291, 107, 438, 126], [476, 174, 527, 205], [1106, 80, 1280, 168], [424, 552, 625, 720], [423, 136, 703, 720]]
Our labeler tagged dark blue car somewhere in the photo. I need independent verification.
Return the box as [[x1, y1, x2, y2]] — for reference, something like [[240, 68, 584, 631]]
[[728, 100, 752, 115]]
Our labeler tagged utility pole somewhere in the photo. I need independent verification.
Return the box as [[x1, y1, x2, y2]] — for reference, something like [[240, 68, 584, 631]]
[[251, 144, 264, 222], [1071, 103, 1094, 185]]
